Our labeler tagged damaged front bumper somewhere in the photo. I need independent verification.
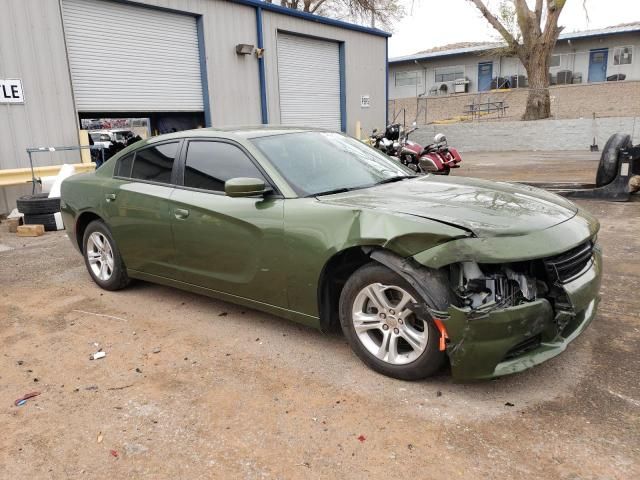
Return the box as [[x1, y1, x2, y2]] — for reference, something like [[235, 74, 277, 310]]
[[444, 246, 602, 381]]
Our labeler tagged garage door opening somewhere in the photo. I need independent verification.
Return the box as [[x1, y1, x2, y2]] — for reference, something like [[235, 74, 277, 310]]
[[79, 112, 205, 162]]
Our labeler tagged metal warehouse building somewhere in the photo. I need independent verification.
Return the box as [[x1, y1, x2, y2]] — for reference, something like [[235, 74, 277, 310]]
[[0, 0, 389, 213]]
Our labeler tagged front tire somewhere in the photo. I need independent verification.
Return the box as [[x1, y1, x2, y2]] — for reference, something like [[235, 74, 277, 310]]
[[339, 263, 445, 380], [82, 220, 130, 291]]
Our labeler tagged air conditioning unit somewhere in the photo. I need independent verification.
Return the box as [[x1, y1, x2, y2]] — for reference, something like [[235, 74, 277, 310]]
[[454, 78, 469, 93]]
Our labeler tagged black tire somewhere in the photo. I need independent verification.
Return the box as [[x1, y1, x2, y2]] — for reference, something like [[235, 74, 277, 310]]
[[82, 220, 130, 291], [16, 193, 60, 215], [596, 133, 632, 187], [339, 263, 446, 380], [23, 213, 59, 231]]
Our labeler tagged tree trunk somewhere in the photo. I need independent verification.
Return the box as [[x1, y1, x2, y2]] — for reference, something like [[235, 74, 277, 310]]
[[521, 48, 551, 120]]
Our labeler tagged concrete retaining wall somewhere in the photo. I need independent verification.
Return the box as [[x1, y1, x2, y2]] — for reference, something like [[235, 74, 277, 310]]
[[389, 80, 640, 125], [413, 116, 640, 152]]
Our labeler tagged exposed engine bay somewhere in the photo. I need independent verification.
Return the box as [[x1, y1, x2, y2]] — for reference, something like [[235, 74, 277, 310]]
[[452, 261, 546, 311]]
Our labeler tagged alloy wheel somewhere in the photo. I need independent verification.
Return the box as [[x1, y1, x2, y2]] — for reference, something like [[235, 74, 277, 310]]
[[86, 232, 114, 281], [351, 283, 428, 365]]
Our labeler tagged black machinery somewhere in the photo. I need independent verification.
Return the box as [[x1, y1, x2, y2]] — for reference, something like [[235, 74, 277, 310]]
[[522, 133, 640, 202]]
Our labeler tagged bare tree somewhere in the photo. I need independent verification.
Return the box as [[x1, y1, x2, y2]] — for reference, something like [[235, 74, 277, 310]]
[[263, 0, 404, 30], [468, 0, 568, 120]]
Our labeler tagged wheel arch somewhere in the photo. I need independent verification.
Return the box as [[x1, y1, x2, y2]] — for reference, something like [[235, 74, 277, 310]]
[[317, 246, 398, 332], [75, 211, 104, 253]]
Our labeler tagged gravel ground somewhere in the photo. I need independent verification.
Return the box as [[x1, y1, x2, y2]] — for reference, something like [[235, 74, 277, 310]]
[[0, 152, 638, 479]]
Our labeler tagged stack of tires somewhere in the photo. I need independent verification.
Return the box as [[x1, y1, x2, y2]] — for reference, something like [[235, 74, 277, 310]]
[[16, 194, 63, 231]]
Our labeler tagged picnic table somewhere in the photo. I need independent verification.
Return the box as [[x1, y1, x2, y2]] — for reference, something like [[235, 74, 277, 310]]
[[464, 100, 509, 119]]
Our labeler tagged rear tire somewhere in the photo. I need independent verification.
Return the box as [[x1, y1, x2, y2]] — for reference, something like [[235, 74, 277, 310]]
[[596, 133, 632, 187], [82, 220, 130, 291], [339, 263, 445, 380]]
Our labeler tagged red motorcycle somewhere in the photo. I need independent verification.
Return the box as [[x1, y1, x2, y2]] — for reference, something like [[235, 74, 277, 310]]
[[397, 127, 462, 175], [418, 133, 463, 175]]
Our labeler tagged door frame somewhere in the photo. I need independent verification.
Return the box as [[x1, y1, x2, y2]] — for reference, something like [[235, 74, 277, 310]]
[[588, 48, 609, 83], [477, 61, 493, 92]]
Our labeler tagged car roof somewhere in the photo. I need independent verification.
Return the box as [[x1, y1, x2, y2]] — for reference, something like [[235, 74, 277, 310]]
[[141, 125, 330, 145]]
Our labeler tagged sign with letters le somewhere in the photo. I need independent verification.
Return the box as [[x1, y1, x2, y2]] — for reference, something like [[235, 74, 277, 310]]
[[1, 79, 25, 104]]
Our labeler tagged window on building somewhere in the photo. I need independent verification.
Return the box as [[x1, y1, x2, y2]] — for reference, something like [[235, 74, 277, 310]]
[[550, 54, 561, 68], [395, 70, 423, 87], [130, 142, 179, 183], [184, 141, 265, 192], [434, 66, 465, 83], [613, 46, 633, 65]]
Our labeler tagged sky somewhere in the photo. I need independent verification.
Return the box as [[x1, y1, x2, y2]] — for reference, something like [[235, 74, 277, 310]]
[[388, 0, 640, 58]]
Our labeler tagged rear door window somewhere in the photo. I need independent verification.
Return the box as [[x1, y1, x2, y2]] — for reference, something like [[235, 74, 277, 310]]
[[115, 153, 134, 178], [129, 142, 179, 184], [183, 141, 266, 192]]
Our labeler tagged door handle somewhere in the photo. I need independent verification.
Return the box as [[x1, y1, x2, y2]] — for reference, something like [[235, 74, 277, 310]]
[[105, 193, 116, 202], [174, 208, 190, 219]]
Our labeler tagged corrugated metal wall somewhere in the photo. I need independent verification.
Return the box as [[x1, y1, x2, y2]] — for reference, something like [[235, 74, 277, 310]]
[[0, 0, 80, 213], [0, 0, 387, 213], [262, 10, 387, 136]]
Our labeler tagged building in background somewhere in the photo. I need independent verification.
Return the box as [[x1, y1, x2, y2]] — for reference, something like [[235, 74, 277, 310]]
[[388, 23, 640, 124], [0, 0, 389, 213]]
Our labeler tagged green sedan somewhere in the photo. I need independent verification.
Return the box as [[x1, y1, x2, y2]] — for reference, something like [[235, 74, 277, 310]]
[[61, 127, 602, 381]]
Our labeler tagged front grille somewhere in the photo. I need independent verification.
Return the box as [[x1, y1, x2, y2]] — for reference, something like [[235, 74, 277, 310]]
[[543, 241, 594, 284]]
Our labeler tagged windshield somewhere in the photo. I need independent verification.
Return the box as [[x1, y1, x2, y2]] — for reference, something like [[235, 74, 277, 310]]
[[250, 131, 414, 196]]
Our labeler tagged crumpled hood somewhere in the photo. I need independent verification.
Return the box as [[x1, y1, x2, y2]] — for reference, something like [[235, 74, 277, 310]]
[[318, 175, 578, 237]]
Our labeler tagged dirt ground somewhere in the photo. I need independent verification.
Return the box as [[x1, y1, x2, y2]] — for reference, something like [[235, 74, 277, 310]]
[[1, 151, 638, 479]]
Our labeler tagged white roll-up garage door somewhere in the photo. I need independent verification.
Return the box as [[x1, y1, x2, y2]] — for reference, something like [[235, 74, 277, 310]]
[[277, 33, 341, 130], [62, 0, 203, 112]]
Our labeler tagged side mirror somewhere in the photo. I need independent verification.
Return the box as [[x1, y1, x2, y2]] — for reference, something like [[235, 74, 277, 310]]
[[225, 177, 270, 197]]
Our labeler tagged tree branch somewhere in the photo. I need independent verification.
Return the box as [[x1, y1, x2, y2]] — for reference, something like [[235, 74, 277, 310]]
[[468, 0, 519, 51], [534, 0, 543, 24], [310, 0, 328, 13]]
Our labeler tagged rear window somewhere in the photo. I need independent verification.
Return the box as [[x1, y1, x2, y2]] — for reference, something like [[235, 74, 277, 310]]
[[115, 153, 134, 177], [115, 142, 179, 183], [131, 142, 179, 183]]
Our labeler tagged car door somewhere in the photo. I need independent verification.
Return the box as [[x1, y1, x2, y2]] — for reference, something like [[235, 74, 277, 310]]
[[169, 139, 287, 307], [104, 140, 182, 278]]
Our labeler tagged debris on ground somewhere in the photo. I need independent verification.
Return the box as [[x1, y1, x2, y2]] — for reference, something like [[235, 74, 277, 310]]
[[14, 391, 41, 406], [110, 450, 119, 458], [89, 351, 106, 360], [505, 402, 515, 407], [152, 347, 161, 354], [218, 312, 228, 317], [357, 435, 366, 442], [97, 432, 103, 443], [124, 443, 148, 456], [107, 384, 133, 391], [73, 309, 127, 322]]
